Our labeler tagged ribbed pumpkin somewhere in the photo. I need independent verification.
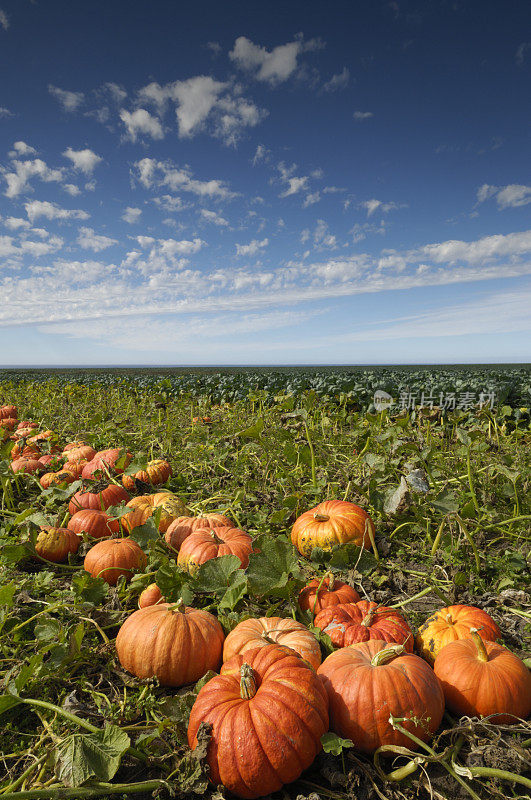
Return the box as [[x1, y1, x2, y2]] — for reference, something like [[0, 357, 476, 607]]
[[223, 616, 322, 670], [62, 444, 96, 463], [188, 644, 329, 799], [28, 430, 55, 445], [81, 448, 133, 479], [318, 640, 445, 754], [68, 483, 130, 515], [314, 600, 414, 651], [40, 469, 77, 489], [416, 604, 502, 665], [35, 527, 80, 563], [122, 459, 172, 491], [177, 526, 254, 574], [0, 417, 17, 430], [0, 405, 17, 419], [138, 583, 164, 608], [291, 500, 375, 557], [68, 509, 121, 540], [116, 602, 224, 686], [11, 458, 43, 474], [434, 630, 531, 724], [11, 442, 41, 461], [15, 426, 38, 439], [123, 492, 188, 533], [164, 513, 234, 553], [84, 538, 146, 585], [299, 574, 360, 615], [17, 420, 37, 430]]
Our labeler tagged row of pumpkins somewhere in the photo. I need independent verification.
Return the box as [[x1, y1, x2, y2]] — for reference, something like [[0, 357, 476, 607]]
[[3, 403, 531, 800]]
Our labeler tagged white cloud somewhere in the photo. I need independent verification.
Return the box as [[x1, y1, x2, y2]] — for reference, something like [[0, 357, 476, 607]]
[[235, 238, 269, 256], [134, 157, 237, 199], [0, 106, 13, 118], [200, 209, 229, 226], [63, 147, 103, 174], [313, 219, 337, 248], [353, 111, 374, 121], [77, 226, 118, 251], [120, 108, 164, 142], [252, 144, 270, 166], [2, 158, 65, 197], [229, 34, 323, 85], [360, 199, 404, 216], [48, 85, 85, 112], [477, 183, 531, 209], [10, 141, 37, 157], [0, 9, 9, 30], [25, 200, 90, 223], [172, 76, 227, 137], [515, 42, 530, 65], [4, 217, 30, 230], [122, 207, 142, 224], [63, 183, 81, 196], [303, 192, 320, 208], [322, 67, 350, 92]]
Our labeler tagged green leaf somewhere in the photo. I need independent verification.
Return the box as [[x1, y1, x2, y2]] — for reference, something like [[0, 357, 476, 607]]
[[321, 731, 354, 755], [54, 725, 131, 787], [0, 582, 16, 608], [128, 517, 160, 548], [246, 535, 303, 597], [432, 489, 459, 514], [0, 543, 31, 564], [235, 418, 264, 440], [193, 554, 242, 593], [34, 617, 62, 643], [219, 570, 247, 612], [71, 571, 107, 606], [155, 561, 194, 604], [327, 542, 377, 574], [0, 694, 21, 715]]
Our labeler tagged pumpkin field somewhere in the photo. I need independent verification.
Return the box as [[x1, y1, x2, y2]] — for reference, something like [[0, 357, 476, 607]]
[[0, 367, 530, 800]]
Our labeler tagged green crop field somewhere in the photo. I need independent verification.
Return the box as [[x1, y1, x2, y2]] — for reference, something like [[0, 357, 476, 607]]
[[0, 366, 530, 800]]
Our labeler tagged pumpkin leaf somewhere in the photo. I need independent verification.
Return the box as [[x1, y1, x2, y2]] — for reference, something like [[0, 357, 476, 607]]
[[128, 517, 160, 548], [246, 535, 304, 597], [155, 561, 194, 605], [321, 731, 354, 755], [234, 418, 264, 440], [54, 724, 130, 787], [193, 555, 247, 610]]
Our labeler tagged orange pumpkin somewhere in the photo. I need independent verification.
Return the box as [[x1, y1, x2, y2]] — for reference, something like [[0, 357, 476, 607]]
[[298, 574, 360, 615], [35, 527, 80, 563], [11, 458, 43, 475], [81, 448, 132, 479], [291, 500, 375, 557], [40, 469, 77, 489], [434, 630, 531, 723], [416, 604, 502, 665], [223, 616, 322, 670], [62, 444, 97, 463], [122, 459, 172, 490], [318, 640, 444, 754], [313, 600, 414, 651], [0, 405, 17, 419], [123, 492, 188, 533], [116, 602, 224, 686], [188, 644, 329, 799], [138, 583, 164, 608], [83, 538, 146, 585], [164, 513, 234, 552], [68, 509, 121, 539], [68, 482, 130, 515], [177, 526, 254, 574]]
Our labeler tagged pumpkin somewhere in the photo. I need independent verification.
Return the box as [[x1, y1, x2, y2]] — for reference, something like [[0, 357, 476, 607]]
[[17, 420, 37, 430], [0, 417, 17, 430], [38, 454, 64, 469], [81, 448, 132, 479], [122, 459, 172, 491], [434, 629, 531, 723], [138, 583, 164, 608], [177, 526, 254, 574], [123, 492, 188, 533], [28, 430, 55, 444], [188, 644, 329, 799], [68, 482, 130, 515], [40, 469, 76, 489], [14, 426, 38, 439], [35, 527, 80, 563], [223, 616, 322, 670], [318, 641, 444, 754], [11, 442, 41, 461], [11, 458, 43, 474], [164, 513, 235, 552], [68, 509, 121, 540], [291, 500, 375, 557], [83, 538, 146, 585], [416, 604, 502, 665], [299, 574, 360, 615], [63, 440, 87, 451], [0, 405, 17, 419], [62, 445, 96, 463], [313, 600, 414, 651], [116, 601, 224, 686]]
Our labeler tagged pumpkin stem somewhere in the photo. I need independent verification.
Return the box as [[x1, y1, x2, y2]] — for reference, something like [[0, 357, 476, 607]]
[[361, 608, 376, 627], [445, 613, 453, 624], [261, 631, 275, 643], [313, 513, 330, 522], [240, 663, 257, 699], [370, 644, 405, 666], [469, 627, 489, 662], [168, 598, 185, 613], [325, 571, 335, 590], [208, 529, 223, 544]]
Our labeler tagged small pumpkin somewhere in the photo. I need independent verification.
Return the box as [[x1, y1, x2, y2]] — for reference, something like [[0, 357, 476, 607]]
[[291, 500, 375, 557], [434, 629, 531, 723], [116, 601, 224, 686], [164, 513, 235, 552], [298, 574, 360, 615], [313, 600, 414, 651], [68, 482, 130, 515], [62, 444, 97, 463], [68, 509, 121, 540], [318, 640, 444, 754], [177, 526, 254, 574], [81, 448, 132, 479], [223, 616, 322, 670], [83, 538, 146, 585], [123, 492, 188, 533], [11, 458, 43, 475], [122, 459, 172, 490], [138, 583, 164, 608], [40, 469, 76, 489], [188, 644, 329, 799], [35, 527, 80, 563], [0, 405, 17, 419], [416, 604, 502, 665]]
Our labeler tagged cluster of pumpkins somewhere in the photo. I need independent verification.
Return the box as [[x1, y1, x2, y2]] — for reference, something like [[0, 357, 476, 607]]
[[4, 403, 531, 800]]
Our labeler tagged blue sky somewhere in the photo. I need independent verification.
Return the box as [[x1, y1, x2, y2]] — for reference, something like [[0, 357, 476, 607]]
[[0, 0, 530, 365]]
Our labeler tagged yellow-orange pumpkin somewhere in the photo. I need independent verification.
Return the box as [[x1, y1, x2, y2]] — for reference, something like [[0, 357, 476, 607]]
[[291, 500, 375, 557]]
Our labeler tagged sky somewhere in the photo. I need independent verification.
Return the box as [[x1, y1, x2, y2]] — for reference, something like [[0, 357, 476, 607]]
[[0, 0, 530, 366]]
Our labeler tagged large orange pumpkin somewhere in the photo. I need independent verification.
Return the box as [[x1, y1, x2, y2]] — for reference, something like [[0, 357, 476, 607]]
[[434, 630, 531, 723], [122, 459, 172, 491], [116, 602, 224, 686], [177, 526, 254, 573], [123, 492, 188, 533], [188, 644, 329, 799], [299, 574, 360, 615], [291, 500, 375, 557], [164, 513, 234, 552], [35, 527, 80, 562], [416, 604, 502, 665], [223, 616, 322, 670], [314, 600, 414, 651], [318, 640, 445, 754], [83, 538, 146, 585], [68, 483, 130, 515], [11, 458, 43, 475], [68, 509, 121, 540]]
